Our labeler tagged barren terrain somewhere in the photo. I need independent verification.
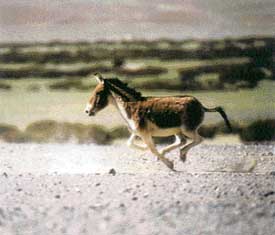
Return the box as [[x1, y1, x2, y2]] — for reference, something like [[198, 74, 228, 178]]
[[1, 143, 275, 235]]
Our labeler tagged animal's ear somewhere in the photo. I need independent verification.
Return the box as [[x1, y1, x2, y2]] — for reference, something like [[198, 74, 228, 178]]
[[94, 73, 104, 84]]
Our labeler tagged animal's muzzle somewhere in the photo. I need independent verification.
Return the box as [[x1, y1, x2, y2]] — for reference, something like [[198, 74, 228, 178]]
[[85, 109, 95, 116], [85, 103, 95, 116]]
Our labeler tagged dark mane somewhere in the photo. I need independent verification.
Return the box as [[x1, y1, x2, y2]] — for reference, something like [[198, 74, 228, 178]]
[[105, 78, 145, 101]]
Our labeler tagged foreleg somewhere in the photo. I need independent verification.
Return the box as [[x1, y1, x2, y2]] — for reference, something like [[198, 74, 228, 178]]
[[141, 134, 174, 170], [127, 133, 148, 150]]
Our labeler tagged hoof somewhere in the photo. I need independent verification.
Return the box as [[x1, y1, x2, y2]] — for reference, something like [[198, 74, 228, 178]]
[[180, 153, 187, 162], [163, 159, 174, 170]]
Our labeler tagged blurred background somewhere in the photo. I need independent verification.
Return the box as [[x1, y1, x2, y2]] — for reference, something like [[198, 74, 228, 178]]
[[0, 0, 274, 144]]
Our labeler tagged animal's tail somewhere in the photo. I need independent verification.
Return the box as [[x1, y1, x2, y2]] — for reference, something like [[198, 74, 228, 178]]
[[203, 106, 232, 132]]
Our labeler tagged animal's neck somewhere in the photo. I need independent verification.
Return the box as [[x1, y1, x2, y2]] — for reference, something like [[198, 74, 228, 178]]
[[109, 88, 136, 102], [110, 92, 127, 112], [110, 91, 128, 102], [105, 81, 143, 130], [109, 91, 129, 114], [109, 92, 137, 131]]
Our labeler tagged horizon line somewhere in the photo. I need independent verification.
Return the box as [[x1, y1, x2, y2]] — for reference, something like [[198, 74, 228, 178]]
[[0, 34, 273, 45]]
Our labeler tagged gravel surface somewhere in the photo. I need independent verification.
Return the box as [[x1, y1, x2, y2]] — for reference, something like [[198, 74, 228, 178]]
[[1, 143, 275, 235]]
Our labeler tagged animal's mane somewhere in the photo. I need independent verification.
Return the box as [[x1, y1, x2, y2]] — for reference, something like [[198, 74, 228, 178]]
[[105, 78, 145, 101]]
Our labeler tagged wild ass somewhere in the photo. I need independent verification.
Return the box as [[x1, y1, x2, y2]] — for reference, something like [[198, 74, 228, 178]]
[[85, 74, 232, 170]]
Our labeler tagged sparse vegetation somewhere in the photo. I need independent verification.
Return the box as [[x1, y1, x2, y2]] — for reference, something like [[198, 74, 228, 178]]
[[0, 37, 273, 91], [116, 66, 167, 77], [0, 124, 29, 143], [1, 119, 275, 144], [240, 120, 275, 142], [178, 62, 271, 90], [0, 123, 19, 136], [0, 82, 11, 90], [0, 37, 274, 144], [0, 64, 112, 79], [0, 121, 131, 144], [113, 56, 125, 68]]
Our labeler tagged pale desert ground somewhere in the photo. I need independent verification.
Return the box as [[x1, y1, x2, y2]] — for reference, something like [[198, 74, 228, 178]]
[[1, 142, 275, 235]]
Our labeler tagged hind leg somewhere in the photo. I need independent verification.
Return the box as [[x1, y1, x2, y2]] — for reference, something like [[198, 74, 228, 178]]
[[180, 129, 203, 162], [159, 134, 186, 155]]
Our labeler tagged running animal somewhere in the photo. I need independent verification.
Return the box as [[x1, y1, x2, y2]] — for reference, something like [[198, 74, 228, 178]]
[[85, 73, 232, 170]]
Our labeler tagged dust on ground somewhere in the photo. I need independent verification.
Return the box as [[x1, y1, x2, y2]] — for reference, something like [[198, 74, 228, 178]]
[[1, 142, 275, 235]]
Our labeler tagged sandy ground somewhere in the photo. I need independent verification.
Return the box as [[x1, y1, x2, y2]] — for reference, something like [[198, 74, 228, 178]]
[[1, 142, 275, 235]]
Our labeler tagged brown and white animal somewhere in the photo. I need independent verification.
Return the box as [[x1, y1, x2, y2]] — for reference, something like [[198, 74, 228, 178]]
[[85, 73, 232, 170]]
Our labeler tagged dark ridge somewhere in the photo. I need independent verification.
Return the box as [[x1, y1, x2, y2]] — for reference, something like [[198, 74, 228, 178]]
[[106, 78, 145, 101]]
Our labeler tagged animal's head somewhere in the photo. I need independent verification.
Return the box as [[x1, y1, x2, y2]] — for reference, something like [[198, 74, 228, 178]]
[[85, 73, 110, 116]]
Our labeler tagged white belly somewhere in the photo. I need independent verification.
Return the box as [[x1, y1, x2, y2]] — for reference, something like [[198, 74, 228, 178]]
[[148, 121, 181, 137], [151, 128, 181, 137]]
